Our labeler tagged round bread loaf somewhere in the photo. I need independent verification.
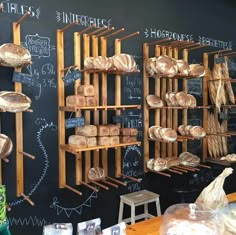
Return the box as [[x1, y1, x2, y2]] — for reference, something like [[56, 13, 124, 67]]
[[153, 158, 168, 171], [112, 53, 137, 72], [160, 128, 177, 142], [0, 134, 13, 158], [187, 94, 197, 107], [153, 126, 163, 140], [84, 57, 95, 69], [176, 91, 189, 107], [148, 126, 159, 139], [0, 43, 31, 67], [189, 64, 205, 77], [184, 125, 193, 136], [145, 57, 159, 76], [179, 151, 200, 167], [156, 56, 178, 77], [0, 91, 31, 112], [88, 167, 105, 181], [93, 56, 112, 70], [178, 125, 186, 136], [147, 158, 155, 170], [169, 92, 179, 106], [146, 95, 163, 108], [189, 126, 206, 138], [176, 60, 190, 76]]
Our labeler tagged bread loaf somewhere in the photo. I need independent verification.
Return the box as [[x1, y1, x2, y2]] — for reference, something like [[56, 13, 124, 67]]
[[160, 128, 177, 142], [0, 134, 13, 158], [178, 125, 186, 136], [84, 57, 95, 69], [93, 56, 112, 70], [112, 54, 137, 72], [176, 60, 190, 76], [85, 97, 96, 106], [179, 152, 200, 167], [175, 91, 189, 107], [166, 158, 180, 167], [129, 136, 137, 142], [97, 125, 109, 136], [0, 43, 31, 67], [168, 92, 179, 106], [77, 85, 95, 96], [110, 136, 119, 145], [108, 125, 120, 136], [77, 125, 97, 137], [148, 126, 159, 139], [120, 136, 131, 143], [87, 137, 97, 147], [187, 94, 197, 107], [153, 126, 162, 140], [66, 95, 86, 107], [146, 95, 163, 108], [189, 126, 206, 138], [88, 167, 105, 181], [0, 91, 31, 112], [120, 128, 131, 136], [156, 55, 178, 77], [145, 57, 159, 76], [68, 135, 87, 148], [189, 64, 205, 77], [98, 136, 110, 146], [130, 128, 138, 136]]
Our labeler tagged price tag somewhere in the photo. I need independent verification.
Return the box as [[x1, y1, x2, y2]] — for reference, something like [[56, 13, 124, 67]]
[[111, 226, 120, 235], [12, 71, 36, 85], [62, 69, 81, 86], [65, 117, 85, 129], [215, 57, 225, 64]]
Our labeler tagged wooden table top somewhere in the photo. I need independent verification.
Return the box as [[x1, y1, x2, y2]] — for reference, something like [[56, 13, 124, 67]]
[[125, 192, 236, 235]]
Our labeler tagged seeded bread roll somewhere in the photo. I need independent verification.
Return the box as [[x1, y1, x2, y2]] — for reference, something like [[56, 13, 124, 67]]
[[77, 85, 95, 96], [146, 95, 163, 108], [112, 54, 137, 72], [0, 43, 31, 67], [0, 91, 31, 112], [66, 95, 86, 107], [77, 125, 97, 137], [68, 135, 87, 148]]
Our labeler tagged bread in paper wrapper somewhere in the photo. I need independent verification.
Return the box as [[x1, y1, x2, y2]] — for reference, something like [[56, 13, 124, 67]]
[[195, 167, 233, 210], [0, 91, 31, 112], [0, 43, 31, 67]]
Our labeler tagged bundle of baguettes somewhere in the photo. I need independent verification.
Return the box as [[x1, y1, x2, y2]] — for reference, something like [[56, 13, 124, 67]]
[[207, 112, 228, 158]]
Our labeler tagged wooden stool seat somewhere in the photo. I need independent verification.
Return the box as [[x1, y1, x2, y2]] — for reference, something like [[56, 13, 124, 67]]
[[118, 190, 161, 224]]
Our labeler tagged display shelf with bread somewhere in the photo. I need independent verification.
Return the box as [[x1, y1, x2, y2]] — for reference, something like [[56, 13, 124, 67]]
[[0, 12, 36, 206], [203, 49, 236, 166], [143, 38, 210, 176], [57, 22, 141, 195]]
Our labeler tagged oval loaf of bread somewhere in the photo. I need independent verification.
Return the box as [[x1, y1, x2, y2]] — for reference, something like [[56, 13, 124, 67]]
[[112, 54, 137, 72]]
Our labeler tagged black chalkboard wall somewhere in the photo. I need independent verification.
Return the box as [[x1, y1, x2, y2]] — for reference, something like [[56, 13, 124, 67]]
[[0, 0, 236, 234]]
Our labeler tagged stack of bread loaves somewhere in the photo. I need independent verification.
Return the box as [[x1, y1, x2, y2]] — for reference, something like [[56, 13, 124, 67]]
[[120, 128, 138, 143], [97, 124, 120, 146], [66, 84, 96, 107]]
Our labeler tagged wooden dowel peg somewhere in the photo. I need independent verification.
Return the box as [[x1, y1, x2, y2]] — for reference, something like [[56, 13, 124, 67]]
[[25, 109, 33, 112], [80, 181, 99, 192], [78, 24, 96, 34], [64, 184, 82, 195], [148, 38, 172, 46], [96, 27, 115, 37], [171, 167, 188, 173], [167, 169, 183, 175], [1, 158, 9, 163], [221, 52, 236, 56], [61, 65, 78, 72], [6, 204, 11, 212], [120, 174, 141, 182], [178, 42, 200, 49], [0, 3, 3, 12], [106, 176, 127, 186], [60, 21, 79, 32], [88, 26, 107, 36], [16, 11, 30, 26], [207, 48, 232, 55], [179, 165, 200, 171], [118, 31, 139, 41], [21, 193, 35, 206], [100, 179, 118, 188], [187, 45, 209, 51], [198, 164, 211, 169], [105, 28, 125, 39], [19, 151, 35, 160], [91, 181, 109, 190], [156, 171, 171, 177]]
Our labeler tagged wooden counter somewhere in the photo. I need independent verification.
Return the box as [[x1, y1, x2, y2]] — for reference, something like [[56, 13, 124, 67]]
[[126, 192, 236, 235]]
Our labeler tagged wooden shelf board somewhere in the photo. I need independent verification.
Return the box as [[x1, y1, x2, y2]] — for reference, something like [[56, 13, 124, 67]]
[[148, 74, 204, 80], [148, 106, 210, 110], [83, 68, 140, 75], [205, 157, 234, 166], [60, 104, 141, 112], [60, 141, 142, 153]]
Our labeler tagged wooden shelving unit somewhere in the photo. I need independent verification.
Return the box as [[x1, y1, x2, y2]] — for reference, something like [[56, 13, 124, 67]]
[[57, 23, 141, 195], [143, 39, 209, 174]]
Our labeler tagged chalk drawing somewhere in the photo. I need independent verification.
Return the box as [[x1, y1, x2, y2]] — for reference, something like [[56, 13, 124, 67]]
[[50, 191, 98, 218], [8, 118, 57, 207], [8, 216, 50, 227]]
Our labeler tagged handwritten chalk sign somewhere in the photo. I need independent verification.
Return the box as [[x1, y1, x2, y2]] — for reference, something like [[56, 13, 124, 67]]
[[25, 34, 50, 58], [62, 70, 81, 86], [112, 115, 130, 124], [12, 71, 36, 86], [65, 117, 85, 129], [216, 57, 225, 64]]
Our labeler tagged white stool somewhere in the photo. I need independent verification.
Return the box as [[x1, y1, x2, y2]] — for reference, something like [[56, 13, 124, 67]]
[[118, 189, 161, 224]]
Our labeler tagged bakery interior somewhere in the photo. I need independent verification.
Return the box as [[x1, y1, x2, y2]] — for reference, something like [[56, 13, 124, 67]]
[[0, 0, 235, 234]]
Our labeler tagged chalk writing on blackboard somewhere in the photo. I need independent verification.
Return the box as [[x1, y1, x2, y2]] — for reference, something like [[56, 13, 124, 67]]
[[123, 76, 142, 100], [122, 145, 143, 177], [8, 216, 50, 227], [8, 118, 57, 207], [50, 191, 98, 218], [1, 1, 40, 19], [188, 78, 202, 96], [56, 10, 112, 28], [25, 34, 52, 58], [126, 111, 143, 138], [127, 183, 141, 193]]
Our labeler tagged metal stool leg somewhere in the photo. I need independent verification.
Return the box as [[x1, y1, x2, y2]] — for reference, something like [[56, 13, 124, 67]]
[[118, 199, 124, 223], [144, 203, 148, 220], [131, 204, 135, 224], [156, 198, 161, 216]]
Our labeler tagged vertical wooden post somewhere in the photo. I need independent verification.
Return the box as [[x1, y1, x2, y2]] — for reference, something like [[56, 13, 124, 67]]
[[74, 32, 82, 185], [100, 37, 108, 177], [83, 34, 91, 182], [115, 39, 122, 177], [13, 22, 24, 196], [57, 29, 66, 188]]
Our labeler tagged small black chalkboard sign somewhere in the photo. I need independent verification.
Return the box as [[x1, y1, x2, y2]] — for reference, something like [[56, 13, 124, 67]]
[[12, 71, 36, 85], [65, 117, 85, 129], [62, 69, 81, 86], [215, 57, 225, 64]]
